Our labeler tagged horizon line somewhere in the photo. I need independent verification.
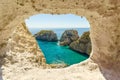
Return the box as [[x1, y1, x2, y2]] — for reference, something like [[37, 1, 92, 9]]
[[28, 27, 90, 29]]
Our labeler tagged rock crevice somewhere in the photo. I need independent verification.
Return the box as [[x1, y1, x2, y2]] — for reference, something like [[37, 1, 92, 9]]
[[70, 31, 91, 55]]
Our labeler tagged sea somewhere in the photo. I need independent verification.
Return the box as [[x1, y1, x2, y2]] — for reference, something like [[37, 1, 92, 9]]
[[29, 28, 90, 65]]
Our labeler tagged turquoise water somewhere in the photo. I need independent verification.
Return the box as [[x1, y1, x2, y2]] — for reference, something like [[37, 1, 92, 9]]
[[37, 40, 89, 65], [29, 28, 89, 65]]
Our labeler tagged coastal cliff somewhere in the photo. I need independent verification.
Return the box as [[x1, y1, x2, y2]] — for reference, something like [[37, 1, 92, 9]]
[[70, 31, 91, 55], [60, 30, 79, 46], [0, 0, 119, 80]]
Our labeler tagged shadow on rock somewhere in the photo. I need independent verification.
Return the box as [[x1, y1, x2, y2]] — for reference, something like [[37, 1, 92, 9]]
[[0, 57, 5, 80], [0, 67, 3, 80], [99, 63, 120, 80]]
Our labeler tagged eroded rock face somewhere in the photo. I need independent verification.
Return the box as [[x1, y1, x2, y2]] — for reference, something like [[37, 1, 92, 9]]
[[5, 22, 46, 65], [0, 0, 120, 80], [70, 31, 91, 55], [34, 30, 58, 42], [60, 30, 79, 46]]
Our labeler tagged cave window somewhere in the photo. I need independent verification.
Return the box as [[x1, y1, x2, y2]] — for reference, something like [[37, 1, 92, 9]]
[[25, 14, 90, 66]]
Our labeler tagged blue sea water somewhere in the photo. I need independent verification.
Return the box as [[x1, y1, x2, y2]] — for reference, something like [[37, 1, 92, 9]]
[[29, 28, 89, 65]]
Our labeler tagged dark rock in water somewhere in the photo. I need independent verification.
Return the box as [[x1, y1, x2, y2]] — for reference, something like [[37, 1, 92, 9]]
[[34, 30, 58, 42], [70, 31, 91, 55], [60, 30, 79, 46]]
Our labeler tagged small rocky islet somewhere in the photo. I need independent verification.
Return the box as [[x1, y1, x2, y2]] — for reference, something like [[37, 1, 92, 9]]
[[70, 31, 91, 55], [59, 30, 79, 46], [34, 30, 58, 42], [34, 30, 91, 55]]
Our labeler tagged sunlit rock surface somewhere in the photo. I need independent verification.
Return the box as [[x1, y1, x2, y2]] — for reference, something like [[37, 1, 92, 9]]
[[70, 31, 91, 55], [60, 30, 79, 46], [0, 0, 120, 80], [34, 30, 58, 42]]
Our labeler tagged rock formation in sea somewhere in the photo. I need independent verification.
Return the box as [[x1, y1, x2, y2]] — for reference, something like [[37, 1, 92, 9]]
[[70, 31, 91, 55], [34, 30, 58, 42], [0, 0, 119, 80], [60, 30, 79, 46]]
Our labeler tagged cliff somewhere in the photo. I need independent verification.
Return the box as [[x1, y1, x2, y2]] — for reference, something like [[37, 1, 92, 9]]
[[60, 30, 79, 46], [70, 31, 91, 55], [6, 22, 46, 64], [0, 0, 119, 80]]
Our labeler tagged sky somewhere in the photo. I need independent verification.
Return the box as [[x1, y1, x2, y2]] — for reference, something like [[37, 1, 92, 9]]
[[25, 14, 90, 28]]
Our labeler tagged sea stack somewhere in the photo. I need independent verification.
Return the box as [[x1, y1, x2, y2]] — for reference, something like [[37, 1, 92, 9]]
[[34, 30, 58, 42], [70, 31, 91, 55], [60, 30, 79, 46]]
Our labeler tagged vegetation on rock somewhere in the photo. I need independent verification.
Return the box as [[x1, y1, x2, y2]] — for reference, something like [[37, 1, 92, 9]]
[[34, 30, 58, 42], [70, 31, 91, 55], [60, 30, 79, 46]]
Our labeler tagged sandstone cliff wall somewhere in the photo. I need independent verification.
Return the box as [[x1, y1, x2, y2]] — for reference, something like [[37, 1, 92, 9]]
[[0, 0, 120, 80]]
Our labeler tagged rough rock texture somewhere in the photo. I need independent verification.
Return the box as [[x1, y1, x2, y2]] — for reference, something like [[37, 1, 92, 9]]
[[2, 59, 106, 80], [34, 30, 58, 42], [0, 22, 46, 79], [0, 0, 120, 80], [7, 22, 46, 64], [60, 30, 79, 46], [70, 31, 91, 55]]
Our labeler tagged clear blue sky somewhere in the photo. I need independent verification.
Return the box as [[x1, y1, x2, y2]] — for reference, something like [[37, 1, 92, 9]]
[[25, 14, 90, 28]]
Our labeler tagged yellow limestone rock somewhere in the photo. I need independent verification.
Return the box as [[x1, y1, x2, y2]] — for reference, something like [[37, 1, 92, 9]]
[[0, 0, 120, 80]]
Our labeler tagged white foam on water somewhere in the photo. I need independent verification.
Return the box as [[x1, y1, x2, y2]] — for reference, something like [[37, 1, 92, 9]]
[[57, 41, 60, 46]]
